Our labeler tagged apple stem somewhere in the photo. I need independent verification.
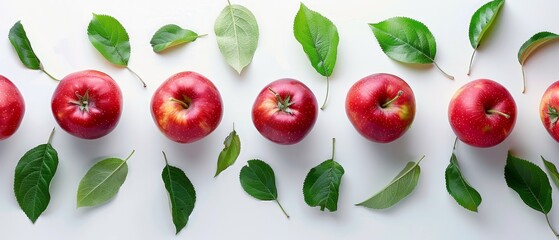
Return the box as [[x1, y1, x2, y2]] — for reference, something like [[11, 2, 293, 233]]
[[268, 87, 293, 114], [433, 61, 454, 80], [40, 63, 60, 81], [126, 67, 147, 88], [544, 214, 559, 238], [382, 90, 404, 108], [320, 76, 330, 111], [47, 128, 56, 145], [124, 150, 135, 162], [521, 66, 527, 94], [331, 138, 336, 160], [162, 151, 170, 166], [275, 199, 290, 219], [170, 97, 190, 109], [467, 50, 476, 76], [487, 109, 510, 119]]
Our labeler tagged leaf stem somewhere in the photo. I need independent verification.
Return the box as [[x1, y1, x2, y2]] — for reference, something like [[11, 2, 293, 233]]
[[124, 150, 135, 162], [40, 64, 60, 81], [275, 199, 290, 219], [227, 0, 231, 6], [521, 66, 527, 94], [162, 151, 169, 165], [320, 76, 330, 111], [198, 34, 208, 38], [382, 90, 403, 108], [417, 155, 426, 165], [545, 214, 559, 239], [126, 67, 147, 88], [47, 128, 56, 144], [433, 61, 454, 80], [453, 137, 458, 151], [467, 50, 476, 76], [331, 138, 336, 160]]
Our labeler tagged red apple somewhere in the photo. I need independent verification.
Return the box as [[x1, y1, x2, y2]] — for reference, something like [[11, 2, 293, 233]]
[[345, 73, 416, 143], [540, 80, 559, 142], [252, 79, 318, 145], [51, 70, 122, 139], [151, 71, 223, 143], [0, 75, 25, 140], [448, 79, 517, 148]]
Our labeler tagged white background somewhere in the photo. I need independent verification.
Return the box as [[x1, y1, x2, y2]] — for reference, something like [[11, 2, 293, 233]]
[[1, 0, 559, 239]]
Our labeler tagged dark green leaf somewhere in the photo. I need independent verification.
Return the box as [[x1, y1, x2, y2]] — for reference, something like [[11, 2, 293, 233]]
[[150, 24, 204, 53], [469, 0, 505, 49], [14, 140, 58, 223], [76, 152, 133, 208], [356, 156, 424, 209], [445, 153, 482, 212], [8, 21, 41, 70], [542, 156, 559, 189], [214, 2, 259, 74], [505, 152, 552, 214], [303, 159, 344, 212], [518, 31, 559, 65], [162, 152, 196, 234], [87, 14, 130, 66], [293, 3, 339, 77], [215, 129, 241, 177]]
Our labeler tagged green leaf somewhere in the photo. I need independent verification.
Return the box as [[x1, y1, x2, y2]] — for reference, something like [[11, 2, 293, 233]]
[[8, 21, 41, 70], [518, 32, 559, 65], [542, 156, 559, 189], [293, 3, 339, 77], [505, 152, 552, 214], [240, 159, 289, 218], [76, 151, 134, 208], [214, 2, 259, 74], [150, 24, 204, 53], [303, 159, 344, 212], [469, 0, 504, 49], [162, 152, 196, 234], [369, 17, 453, 79], [445, 153, 482, 212], [14, 129, 58, 223], [356, 156, 424, 209], [87, 14, 130, 66], [215, 129, 241, 177]]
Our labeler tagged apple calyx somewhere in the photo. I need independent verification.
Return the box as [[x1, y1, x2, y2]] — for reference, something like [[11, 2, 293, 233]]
[[486, 109, 510, 119], [70, 89, 91, 112], [382, 90, 404, 108], [169, 96, 192, 109], [547, 105, 559, 127], [268, 88, 294, 115]]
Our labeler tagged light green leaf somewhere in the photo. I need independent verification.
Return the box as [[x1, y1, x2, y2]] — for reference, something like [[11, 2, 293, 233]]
[[467, 0, 505, 75], [505, 152, 552, 214], [76, 151, 134, 208], [445, 153, 482, 212], [542, 156, 559, 190], [369, 17, 453, 79], [150, 24, 204, 53], [8, 21, 41, 70], [293, 3, 339, 77], [215, 129, 241, 177], [14, 129, 58, 223], [517, 32, 559, 93], [303, 159, 344, 212], [87, 14, 131, 66], [240, 159, 289, 218], [162, 152, 196, 234], [356, 156, 424, 209], [214, 2, 259, 74]]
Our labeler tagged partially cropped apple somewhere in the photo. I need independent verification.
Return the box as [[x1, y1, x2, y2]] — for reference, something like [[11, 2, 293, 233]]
[[151, 71, 223, 143], [0, 75, 25, 140], [540, 80, 559, 142], [448, 79, 517, 148], [345, 73, 416, 143]]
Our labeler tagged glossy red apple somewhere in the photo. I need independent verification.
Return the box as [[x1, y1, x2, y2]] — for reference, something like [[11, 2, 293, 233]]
[[252, 79, 318, 145], [540, 80, 559, 142], [151, 71, 223, 143], [448, 79, 517, 148], [0, 75, 25, 140], [345, 73, 416, 143], [51, 70, 122, 139]]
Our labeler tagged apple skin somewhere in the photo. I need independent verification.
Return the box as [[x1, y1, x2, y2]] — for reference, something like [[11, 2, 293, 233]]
[[252, 79, 318, 145], [151, 71, 223, 143], [539, 80, 559, 142], [448, 79, 517, 148], [51, 70, 122, 139], [345, 73, 416, 143], [0, 75, 25, 140]]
